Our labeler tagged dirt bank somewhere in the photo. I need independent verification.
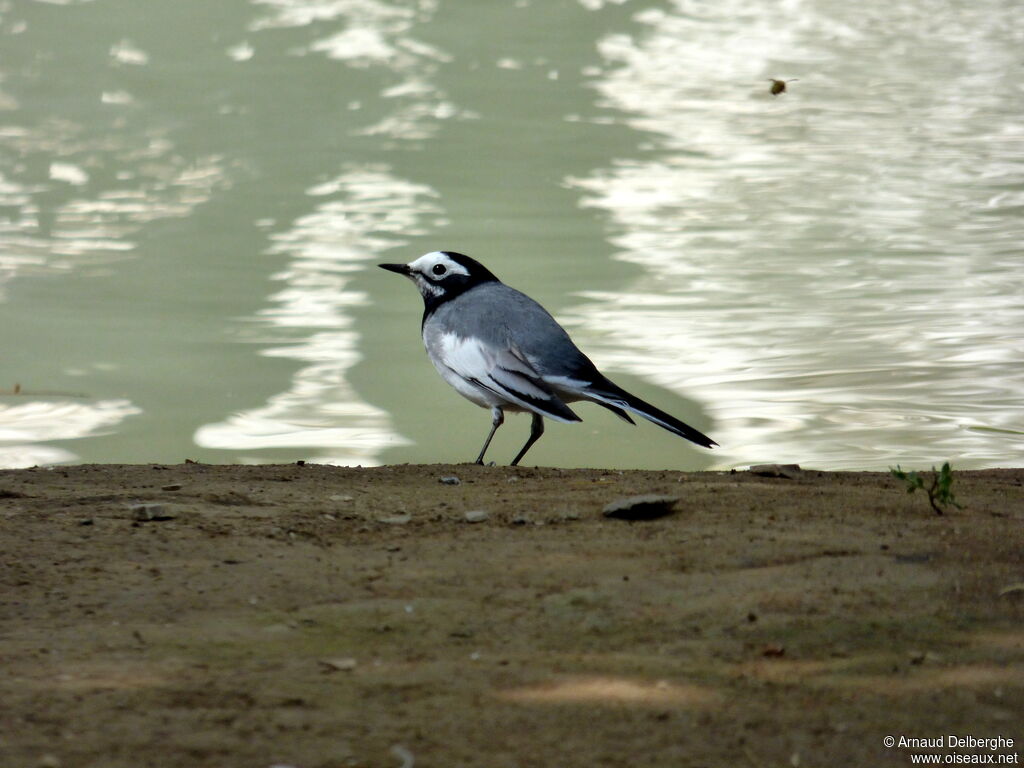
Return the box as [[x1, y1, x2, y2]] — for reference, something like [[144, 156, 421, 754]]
[[1, 463, 1022, 767]]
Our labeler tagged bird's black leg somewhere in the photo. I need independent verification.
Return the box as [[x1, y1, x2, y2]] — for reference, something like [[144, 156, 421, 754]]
[[510, 412, 544, 467], [475, 407, 504, 465]]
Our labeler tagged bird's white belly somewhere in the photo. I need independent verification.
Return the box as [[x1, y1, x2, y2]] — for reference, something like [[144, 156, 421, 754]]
[[424, 329, 543, 412], [428, 354, 521, 410]]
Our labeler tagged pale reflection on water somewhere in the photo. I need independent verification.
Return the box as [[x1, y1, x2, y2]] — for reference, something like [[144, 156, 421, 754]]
[[0, 32, 230, 461], [0, 0, 1021, 469], [194, 166, 441, 464], [563, 0, 1024, 469], [0, 399, 141, 468]]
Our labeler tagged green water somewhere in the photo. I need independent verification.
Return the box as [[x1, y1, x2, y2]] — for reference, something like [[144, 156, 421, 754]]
[[1, 0, 1022, 470]]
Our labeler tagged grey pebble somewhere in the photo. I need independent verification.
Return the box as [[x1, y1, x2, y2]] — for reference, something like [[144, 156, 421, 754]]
[[749, 463, 803, 479], [130, 503, 176, 522], [318, 657, 357, 672], [463, 509, 489, 524], [377, 514, 411, 525], [438, 476, 461, 485], [602, 494, 679, 521]]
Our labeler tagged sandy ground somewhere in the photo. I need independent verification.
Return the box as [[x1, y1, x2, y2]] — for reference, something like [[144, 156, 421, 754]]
[[1, 462, 1022, 768]]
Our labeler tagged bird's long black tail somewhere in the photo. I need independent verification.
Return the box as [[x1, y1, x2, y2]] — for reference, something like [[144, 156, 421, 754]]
[[587, 379, 717, 449]]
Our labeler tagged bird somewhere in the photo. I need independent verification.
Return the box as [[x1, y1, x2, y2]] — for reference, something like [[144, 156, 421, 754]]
[[379, 251, 716, 466], [769, 78, 798, 96]]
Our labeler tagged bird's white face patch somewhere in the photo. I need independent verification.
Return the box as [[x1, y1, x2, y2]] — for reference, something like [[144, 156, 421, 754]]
[[401, 252, 470, 297], [412, 273, 444, 297], [411, 252, 469, 279]]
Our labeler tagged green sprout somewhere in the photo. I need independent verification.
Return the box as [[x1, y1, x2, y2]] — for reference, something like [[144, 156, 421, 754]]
[[889, 462, 963, 515]]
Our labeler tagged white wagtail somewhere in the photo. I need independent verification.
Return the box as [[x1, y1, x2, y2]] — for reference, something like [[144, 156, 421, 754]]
[[379, 251, 716, 465]]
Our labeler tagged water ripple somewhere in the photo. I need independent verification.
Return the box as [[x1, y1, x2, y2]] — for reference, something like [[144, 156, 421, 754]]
[[194, 165, 441, 464], [566, 0, 1024, 469]]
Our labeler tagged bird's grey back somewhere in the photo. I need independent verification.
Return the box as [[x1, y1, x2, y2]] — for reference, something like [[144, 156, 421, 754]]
[[424, 282, 597, 379]]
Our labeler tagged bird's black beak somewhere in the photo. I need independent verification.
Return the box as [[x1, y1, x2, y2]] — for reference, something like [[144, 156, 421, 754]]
[[379, 263, 411, 275]]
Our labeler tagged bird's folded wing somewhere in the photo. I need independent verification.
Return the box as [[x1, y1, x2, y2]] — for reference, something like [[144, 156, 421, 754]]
[[441, 335, 580, 423]]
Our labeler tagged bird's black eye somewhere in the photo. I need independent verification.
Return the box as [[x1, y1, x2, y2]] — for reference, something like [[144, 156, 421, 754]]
[[431, 263, 447, 276]]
